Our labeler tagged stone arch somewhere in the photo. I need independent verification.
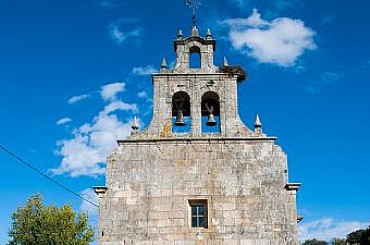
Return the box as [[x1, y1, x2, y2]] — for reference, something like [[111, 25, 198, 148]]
[[172, 91, 191, 132], [201, 91, 221, 133], [189, 45, 201, 68]]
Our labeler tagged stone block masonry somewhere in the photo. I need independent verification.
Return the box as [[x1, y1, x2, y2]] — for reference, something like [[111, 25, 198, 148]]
[[97, 138, 299, 245]]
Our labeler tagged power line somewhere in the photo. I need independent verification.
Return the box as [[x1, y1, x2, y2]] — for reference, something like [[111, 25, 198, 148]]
[[0, 144, 98, 207]]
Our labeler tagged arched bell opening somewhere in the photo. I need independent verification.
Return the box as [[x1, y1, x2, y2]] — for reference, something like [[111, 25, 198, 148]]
[[189, 46, 201, 69], [172, 91, 191, 133], [201, 91, 221, 133]]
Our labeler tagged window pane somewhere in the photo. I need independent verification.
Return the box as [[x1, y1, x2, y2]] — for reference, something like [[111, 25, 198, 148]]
[[198, 217, 205, 227], [191, 206, 197, 216], [189, 200, 208, 228], [192, 217, 198, 227], [198, 206, 205, 215]]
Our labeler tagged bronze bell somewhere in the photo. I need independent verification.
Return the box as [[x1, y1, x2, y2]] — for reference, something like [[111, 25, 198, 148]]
[[175, 109, 186, 126], [206, 112, 217, 126]]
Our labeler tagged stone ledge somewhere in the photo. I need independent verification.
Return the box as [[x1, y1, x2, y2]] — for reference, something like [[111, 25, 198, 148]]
[[117, 136, 277, 145], [284, 183, 301, 191], [151, 72, 236, 77], [94, 186, 108, 198]]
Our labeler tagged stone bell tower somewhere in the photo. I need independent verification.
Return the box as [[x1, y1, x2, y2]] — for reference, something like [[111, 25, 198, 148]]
[[94, 26, 301, 245]]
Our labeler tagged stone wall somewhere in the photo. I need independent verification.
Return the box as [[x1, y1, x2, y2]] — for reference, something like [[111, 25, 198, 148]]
[[97, 138, 299, 245], [134, 73, 251, 139]]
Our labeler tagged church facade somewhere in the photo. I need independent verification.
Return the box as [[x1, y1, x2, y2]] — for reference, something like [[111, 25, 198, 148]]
[[94, 26, 301, 245]]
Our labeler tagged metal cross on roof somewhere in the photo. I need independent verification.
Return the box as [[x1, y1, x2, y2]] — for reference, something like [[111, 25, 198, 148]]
[[185, 0, 201, 26]]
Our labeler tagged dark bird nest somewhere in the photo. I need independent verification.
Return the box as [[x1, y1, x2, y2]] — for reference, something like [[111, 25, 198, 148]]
[[219, 65, 247, 82]]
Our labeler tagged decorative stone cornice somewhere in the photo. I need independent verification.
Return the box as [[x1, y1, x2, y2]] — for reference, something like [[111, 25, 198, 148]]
[[285, 183, 301, 192], [93, 186, 107, 198], [117, 136, 277, 146]]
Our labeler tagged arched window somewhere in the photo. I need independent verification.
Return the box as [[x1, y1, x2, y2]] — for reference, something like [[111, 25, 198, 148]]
[[201, 91, 221, 133], [189, 46, 201, 69], [172, 91, 191, 133]]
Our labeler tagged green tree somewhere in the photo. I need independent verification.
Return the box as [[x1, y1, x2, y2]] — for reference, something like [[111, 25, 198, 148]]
[[331, 238, 346, 245], [301, 238, 328, 245], [347, 227, 370, 245], [347, 229, 366, 244], [7, 194, 95, 245]]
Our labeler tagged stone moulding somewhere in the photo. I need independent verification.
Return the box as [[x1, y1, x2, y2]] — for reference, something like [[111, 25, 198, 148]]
[[117, 136, 278, 146], [93, 186, 108, 198], [285, 183, 301, 192]]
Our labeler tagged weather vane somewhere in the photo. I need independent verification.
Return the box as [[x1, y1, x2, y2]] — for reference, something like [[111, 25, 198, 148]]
[[185, 0, 201, 26]]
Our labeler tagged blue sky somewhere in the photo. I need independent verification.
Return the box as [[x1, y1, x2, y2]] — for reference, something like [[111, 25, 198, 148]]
[[1, 0, 370, 243]]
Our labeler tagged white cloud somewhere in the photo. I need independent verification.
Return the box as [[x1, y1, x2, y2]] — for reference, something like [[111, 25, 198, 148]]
[[224, 9, 316, 66], [109, 19, 141, 45], [225, 10, 269, 28], [102, 100, 137, 114], [53, 83, 138, 177], [320, 71, 343, 84], [320, 15, 334, 25], [68, 94, 90, 104], [100, 82, 125, 101], [305, 71, 343, 94], [137, 91, 148, 98], [299, 217, 368, 242], [305, 86, 316, 94], [97, 0, 122, 9], [53, 107, 135, 177], [80, 188, 98, 217], [132, 65, 157, 76], [227, 0, 300, 15], [53, 134, 106, 177], [295, 65, 306, 74], [56, 117, 72, 126]]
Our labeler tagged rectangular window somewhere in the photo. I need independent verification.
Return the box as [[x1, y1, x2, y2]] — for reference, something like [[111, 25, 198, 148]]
[[189, 200, 208, 228]]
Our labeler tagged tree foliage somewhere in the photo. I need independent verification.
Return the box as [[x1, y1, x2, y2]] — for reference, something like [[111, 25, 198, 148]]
[[347, 227, 370, 245], [302, 226, 370, 245], [331, 238, 346, 245], [301, 238, 328, 245], [7, 194, 95, 245]]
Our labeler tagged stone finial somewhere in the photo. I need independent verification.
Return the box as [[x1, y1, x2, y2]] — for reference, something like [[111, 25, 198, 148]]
[[177, 29, 184, 40], [206, 28, 212, 39], [161, 57, 167, 71], [223, 57, 229, 66], [191, 26, 199, 37], [254, 114, 262, 134], [131, 116, 139, 135]]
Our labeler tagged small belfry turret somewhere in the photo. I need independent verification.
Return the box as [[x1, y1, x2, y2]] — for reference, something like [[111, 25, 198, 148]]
[[95, 26, 301, 245], [129, 27, 250, 137]]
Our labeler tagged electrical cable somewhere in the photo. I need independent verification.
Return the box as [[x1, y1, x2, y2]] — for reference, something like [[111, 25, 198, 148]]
[[0, 144, 98, 207]]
